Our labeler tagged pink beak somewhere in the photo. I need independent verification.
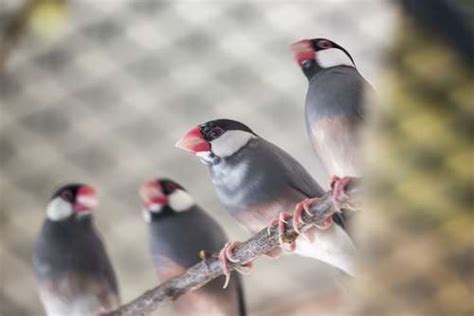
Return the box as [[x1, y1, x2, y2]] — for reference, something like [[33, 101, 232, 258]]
[[290, 39, 315, 65], [140, 180, 168, 209], [175, 127, 211, 154], [74, 185, 98, 213]]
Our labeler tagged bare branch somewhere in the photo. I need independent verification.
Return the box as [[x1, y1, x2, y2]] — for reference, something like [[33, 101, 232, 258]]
[[105, 181, 361, 316]]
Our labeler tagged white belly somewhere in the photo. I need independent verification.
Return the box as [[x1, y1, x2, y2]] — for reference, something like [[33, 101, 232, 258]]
[[40, 289, 103, 316]]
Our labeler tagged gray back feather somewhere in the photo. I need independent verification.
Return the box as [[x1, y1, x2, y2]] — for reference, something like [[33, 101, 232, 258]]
[[148, 206, 227, 268], [305, 66, 370, 127], [33, 217, 119, 296], [149, 206, 246, 315], [210, 137, 325, 215]]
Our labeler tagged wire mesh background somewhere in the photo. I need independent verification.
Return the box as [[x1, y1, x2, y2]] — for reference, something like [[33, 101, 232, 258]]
[[1, 1, 396, 315]]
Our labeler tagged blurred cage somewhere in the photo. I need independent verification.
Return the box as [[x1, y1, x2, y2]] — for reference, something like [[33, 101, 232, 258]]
[[0, 0, 399, 315]]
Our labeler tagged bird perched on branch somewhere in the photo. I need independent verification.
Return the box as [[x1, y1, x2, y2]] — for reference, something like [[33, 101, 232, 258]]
[[33, 184, 120, 316], [140, 178, 246, 316], [291, 38, 374, 208], [176, 119, 356, 284]]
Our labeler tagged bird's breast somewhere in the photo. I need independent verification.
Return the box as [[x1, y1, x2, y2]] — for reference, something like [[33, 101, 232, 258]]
[[211, 161, 254, 210]]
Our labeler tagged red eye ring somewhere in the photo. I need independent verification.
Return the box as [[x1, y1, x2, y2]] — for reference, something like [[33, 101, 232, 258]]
[[318, 40, 332, 49], [208, 127, 225, 140], [165, 182, 178, 193]]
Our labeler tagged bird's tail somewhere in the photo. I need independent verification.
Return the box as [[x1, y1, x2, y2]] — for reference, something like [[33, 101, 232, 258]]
[[294, 224, 357, 277], [235, 274, 247, 316]]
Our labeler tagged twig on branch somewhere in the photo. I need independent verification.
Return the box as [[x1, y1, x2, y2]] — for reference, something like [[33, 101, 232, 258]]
[[105, 181, 361, 316]]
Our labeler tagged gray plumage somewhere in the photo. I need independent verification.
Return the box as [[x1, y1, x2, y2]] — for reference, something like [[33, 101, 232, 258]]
[[143, 179, 246, 316], [298, 39, 374, 177], [34, 211, 119, 315], [305, 66, 370, 177], [177, 119, 356, 275], [210, 138, 325, 229]]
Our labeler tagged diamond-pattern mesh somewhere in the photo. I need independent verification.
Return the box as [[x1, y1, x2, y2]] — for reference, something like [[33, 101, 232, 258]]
[[0, 1, 395, 315]]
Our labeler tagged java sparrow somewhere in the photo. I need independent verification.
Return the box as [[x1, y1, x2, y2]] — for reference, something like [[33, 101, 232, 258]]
[[140, 178, 246, 316], [291, 38, 374, 208], [33, 184, 120, 316], [176, 119, 357, 280]]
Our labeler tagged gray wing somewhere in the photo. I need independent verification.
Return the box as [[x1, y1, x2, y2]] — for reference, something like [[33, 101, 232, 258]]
[[88, 227, 121, 306], [305, 66, 372, 177], [263, 139, 325, 199], [149, 207, 227, 269], [34, 222, 120, 312], [263, 140, 348, 230], [149, 207, 245, 315], [305, 66, 369, 124]]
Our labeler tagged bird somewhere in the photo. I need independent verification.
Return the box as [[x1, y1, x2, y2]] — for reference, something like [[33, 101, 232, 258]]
[[139, 178, 246, 316], [176, 119, 357, 281], [290, 38, 374, 207], [33, 183, 120, 316]]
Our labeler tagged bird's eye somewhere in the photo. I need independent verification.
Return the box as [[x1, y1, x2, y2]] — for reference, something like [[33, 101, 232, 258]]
[[318, 40, 332, 49], [207, 127, 224, 141], [165, 183, 177, 193], [61, 190, 73, 202]]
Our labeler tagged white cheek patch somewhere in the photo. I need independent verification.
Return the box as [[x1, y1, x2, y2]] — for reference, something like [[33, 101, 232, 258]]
[[317, 48, 355, 68], [210, 130, 255, 158], [46, 197, 73, 221], [168, 189, 195, 212]]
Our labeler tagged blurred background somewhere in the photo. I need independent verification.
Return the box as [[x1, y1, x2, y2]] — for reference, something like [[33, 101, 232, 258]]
[[0, 1, 395, 314], [1, 0, 472, 315]]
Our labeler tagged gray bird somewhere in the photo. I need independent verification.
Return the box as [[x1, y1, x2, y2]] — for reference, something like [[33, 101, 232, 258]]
[[140, 178, 246, 316], [33, 184, 120, 316], [176, 119, 356, 281], [291, 38, 374, 206]]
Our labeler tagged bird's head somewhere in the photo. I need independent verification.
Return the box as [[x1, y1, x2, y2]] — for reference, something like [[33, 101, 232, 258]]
[[140, 178, 195, 222], [291, 38, 356, 70], [46, 183, 98, 221], [175, 119, 257, 164]]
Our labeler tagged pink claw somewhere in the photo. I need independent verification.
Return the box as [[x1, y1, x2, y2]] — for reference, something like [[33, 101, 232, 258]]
[[292, 198, 319, 234], [264, 247, 282, 259], [315, 215, 333, 230], [330, 176, 354, 211], [267, 218, 279, 236], [218, 241, 253, 289]]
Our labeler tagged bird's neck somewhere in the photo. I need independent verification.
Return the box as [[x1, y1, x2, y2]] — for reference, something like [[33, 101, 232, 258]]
[[301, 60, 324, 80], [41, 217, 95, 250], [46, 215, 93, 227]]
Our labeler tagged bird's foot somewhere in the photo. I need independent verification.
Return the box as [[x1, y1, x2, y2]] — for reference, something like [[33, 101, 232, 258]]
[[218, 241, 253, 289], [292, 197, 333, 237], [263, 247, 283, 259], [292, 198, 315, 239], [267, 211, 296, 253], [330, 176, 357, 211]]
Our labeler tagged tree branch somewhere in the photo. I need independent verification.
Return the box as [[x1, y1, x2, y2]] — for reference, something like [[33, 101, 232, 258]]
[[105, 181, 361, 316]]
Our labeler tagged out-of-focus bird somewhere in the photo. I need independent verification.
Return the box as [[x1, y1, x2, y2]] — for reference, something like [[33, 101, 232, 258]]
[[354, 4, 474, 314], [140, 178, 246, 316], [33, 184, 120, 316], [290, 38, 374, 207], [176, 119, 356, 282]]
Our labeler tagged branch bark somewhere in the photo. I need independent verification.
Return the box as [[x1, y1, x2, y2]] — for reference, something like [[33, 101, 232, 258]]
[[105, 181, 361, 316]]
